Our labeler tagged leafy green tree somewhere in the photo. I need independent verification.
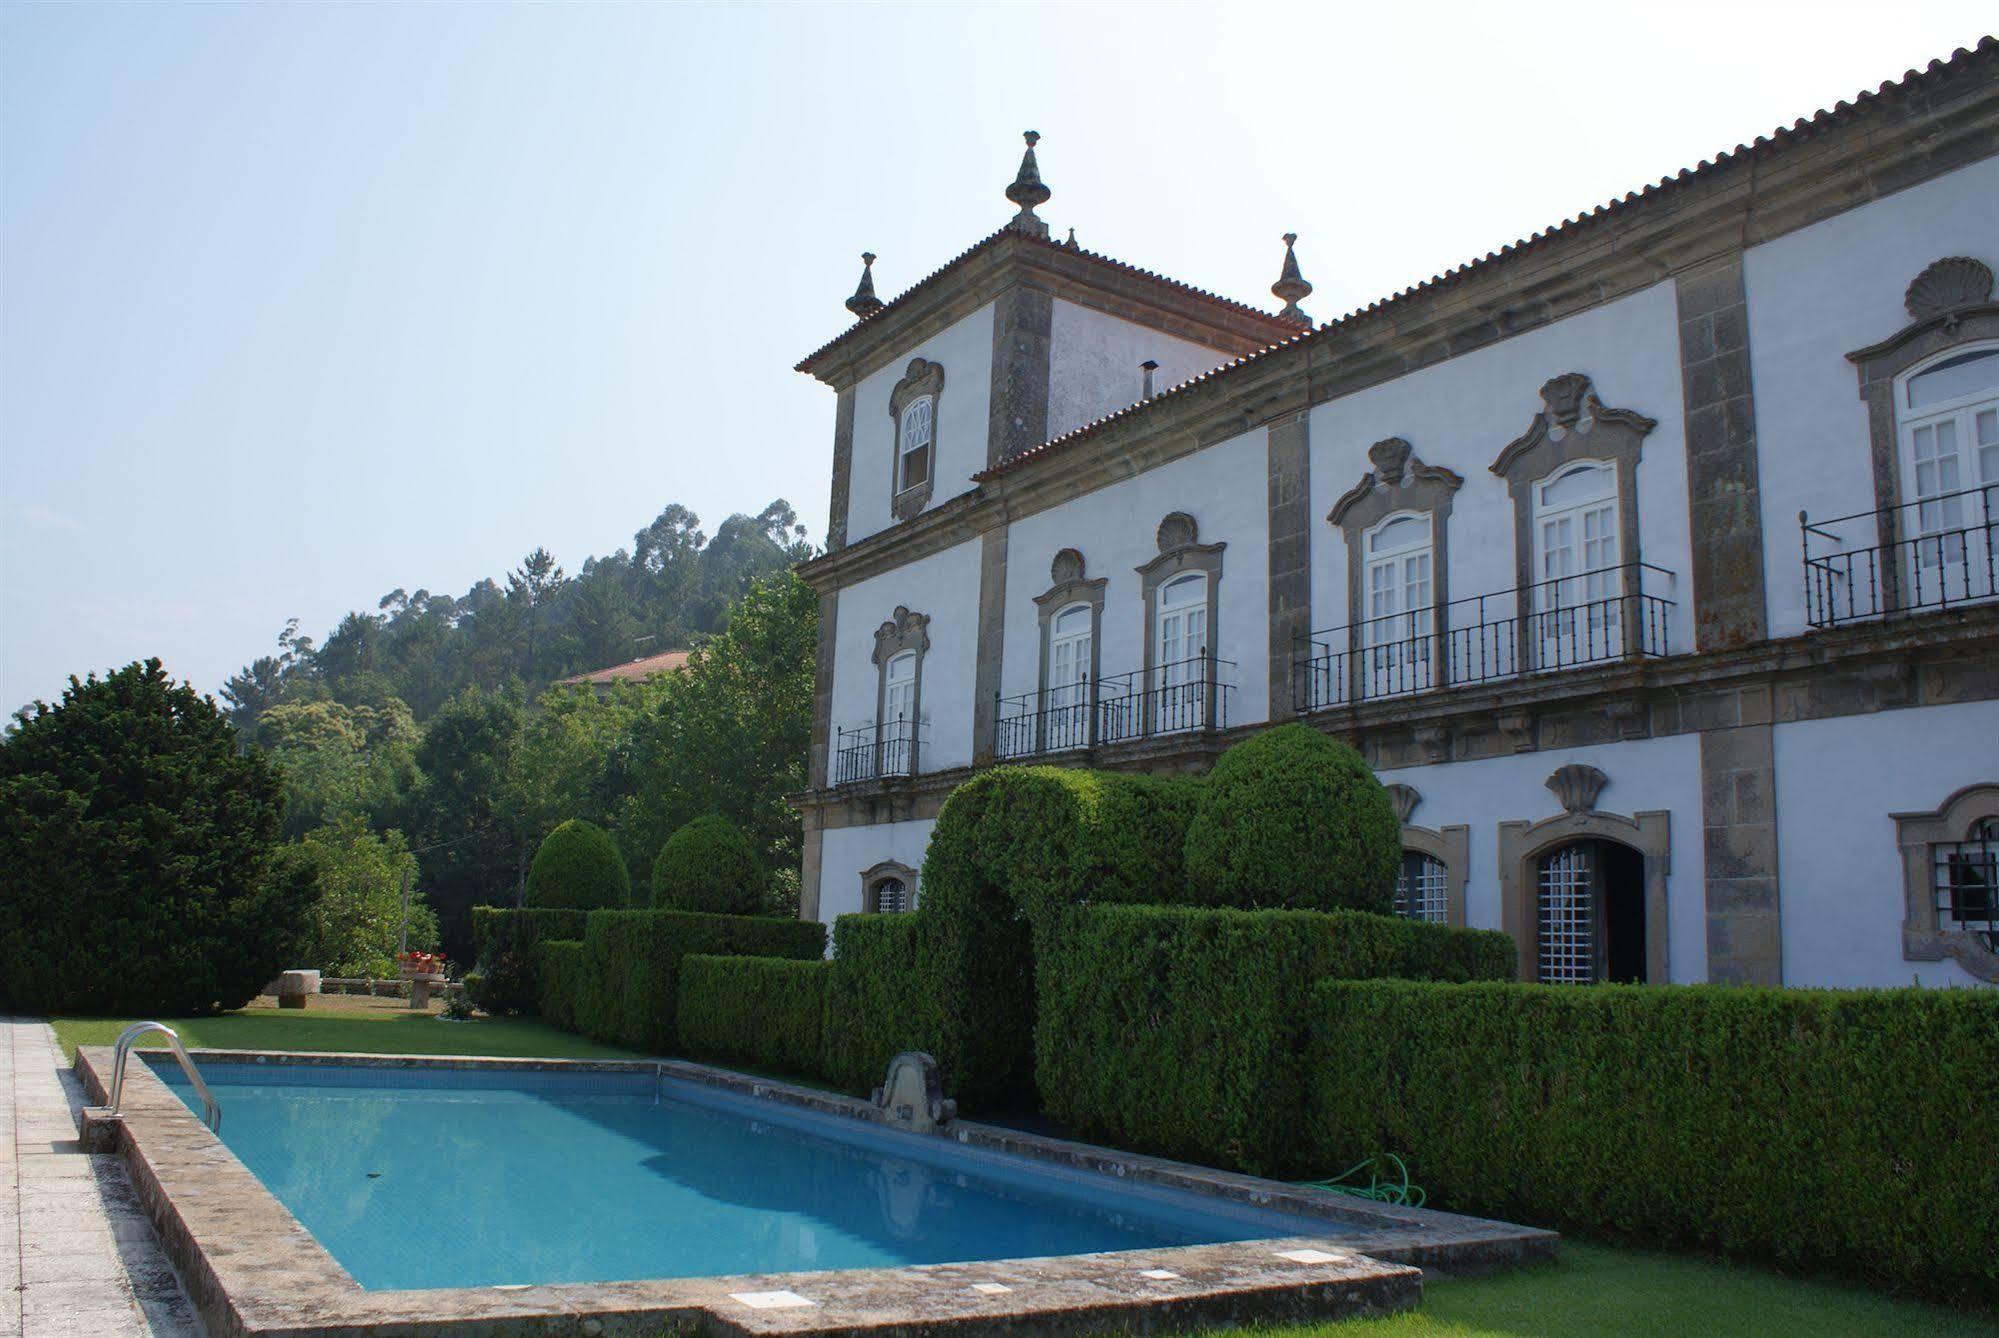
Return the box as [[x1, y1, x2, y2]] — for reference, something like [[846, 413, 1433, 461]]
[[500, 679, 659, 851], [401, 686, 524, 961], [0, 660, 317, 1014], [651, 815, 766, 914], [293, 816, 438, 977], [614, 571, 816, 900], [259, 697, 418, 837], [526, 818, 630, 910]]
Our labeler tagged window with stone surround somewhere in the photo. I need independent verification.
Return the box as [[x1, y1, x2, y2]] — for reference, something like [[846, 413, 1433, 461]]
[[1894, 784, 1999, 982], [861, 860, 918, 914], [887, 359, 945, 520]]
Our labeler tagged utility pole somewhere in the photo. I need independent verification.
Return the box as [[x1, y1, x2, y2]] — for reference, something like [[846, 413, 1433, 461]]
[[397, 866, 414, 958]]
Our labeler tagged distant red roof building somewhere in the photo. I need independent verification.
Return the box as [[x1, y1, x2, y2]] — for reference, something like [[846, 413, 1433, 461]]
[[556, 649, 691, 689]]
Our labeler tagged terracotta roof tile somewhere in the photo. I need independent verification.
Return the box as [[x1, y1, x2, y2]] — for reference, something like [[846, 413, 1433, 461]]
[[975, 38, 1999, 481], [794, 228, 1293, 375], [556, 649, 691, 686]]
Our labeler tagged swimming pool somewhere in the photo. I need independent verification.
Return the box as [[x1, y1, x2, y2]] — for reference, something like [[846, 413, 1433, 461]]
[[157, 1060, 1350, 1290]]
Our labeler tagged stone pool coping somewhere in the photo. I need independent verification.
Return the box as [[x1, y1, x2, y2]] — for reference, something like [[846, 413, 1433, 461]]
[[75, 1047, 1555, 1336]]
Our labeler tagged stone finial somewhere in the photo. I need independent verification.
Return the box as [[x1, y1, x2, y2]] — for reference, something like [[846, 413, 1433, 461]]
[[1140, 359, 1159, 399], [1005, 130, 1052, 238], [845, 252, 884, 319], [1272, 232, 1313, 327], [1064, 226, 1080, 251], [1546, 763, 1609, 815]]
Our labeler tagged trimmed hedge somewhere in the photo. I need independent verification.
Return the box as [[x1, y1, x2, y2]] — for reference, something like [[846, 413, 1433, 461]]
[[917, 766, 1204, 1107], [567, 909, 827, 1051], [534, 939, 590, 1032], [652, 816, 766, 915], [821, 913, 941, 1093], [1035, 904, 1514, 1176], [525, 819, 631, 911], [468, 907, 589, 1015], [679, 955, 831, 1076], [1183, 723, 1399, 914], [1310, 981, 1999, 1304]]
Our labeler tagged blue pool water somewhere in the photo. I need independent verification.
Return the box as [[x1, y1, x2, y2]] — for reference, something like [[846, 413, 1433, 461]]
[[154, 1060, 1341, 1290]]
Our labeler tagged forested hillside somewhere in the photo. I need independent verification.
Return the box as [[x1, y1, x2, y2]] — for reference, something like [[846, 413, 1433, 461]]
[[204, 498, 817, 965]]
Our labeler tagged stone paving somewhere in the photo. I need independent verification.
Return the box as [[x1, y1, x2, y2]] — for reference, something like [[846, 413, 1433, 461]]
[[3, 1018, 201, 1338]]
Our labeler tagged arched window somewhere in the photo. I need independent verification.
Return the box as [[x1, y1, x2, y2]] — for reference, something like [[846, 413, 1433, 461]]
[[1046, 601, 1094, 749], [1153, 572, 1208, 732], [1394, 850, 1448, 924], [869, 877, 912, 914], [1536, 838, 1647, 984], [1532, 460, 1623, 666], [897, 396, 934, 495], [1362, 512, 1435, 696], [1896, 343, 1999, 601], [1937, 817, 1998, 951], [883, 649, 917, 758]]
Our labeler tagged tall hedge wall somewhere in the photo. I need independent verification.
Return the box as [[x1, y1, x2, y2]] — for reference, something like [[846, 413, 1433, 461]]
[[917, 766, 1203, 1107], [1035, 904, 1514, 1176], [534, 939, 590, 1033], [564, 909, 826, 1051], [1310, 980, 1999, 1303], [469, 907, 589, 1015], [678, 955, 831, 1076], [821, 913, 942, 1093]]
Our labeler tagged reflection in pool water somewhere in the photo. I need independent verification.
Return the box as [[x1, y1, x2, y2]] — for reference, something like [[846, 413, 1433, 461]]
[[156, 1062, 1342, 1290]]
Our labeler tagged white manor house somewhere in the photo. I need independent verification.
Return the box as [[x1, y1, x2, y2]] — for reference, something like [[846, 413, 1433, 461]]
[[792, 41, 1999, 990]]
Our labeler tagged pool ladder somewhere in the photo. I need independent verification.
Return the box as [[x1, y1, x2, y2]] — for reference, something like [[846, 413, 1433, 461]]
[[107, 1022, 222, 1132]]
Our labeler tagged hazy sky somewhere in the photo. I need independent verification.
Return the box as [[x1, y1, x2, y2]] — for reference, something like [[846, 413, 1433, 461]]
[[2, 2, 1992, 712]]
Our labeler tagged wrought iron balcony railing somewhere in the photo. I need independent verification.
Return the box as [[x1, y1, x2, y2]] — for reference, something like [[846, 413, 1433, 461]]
[[1801, 484, 1998, 627], [994, 654, 1236, 760], [832, 716, 926, 786], [1292, 563, 1676, 713]]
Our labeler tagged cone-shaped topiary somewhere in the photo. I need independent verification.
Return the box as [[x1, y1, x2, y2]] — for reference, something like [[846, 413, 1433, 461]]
[[1182, 723, 1399, 914], [651, 815, 766, 915], [525, 819, 631, 911]]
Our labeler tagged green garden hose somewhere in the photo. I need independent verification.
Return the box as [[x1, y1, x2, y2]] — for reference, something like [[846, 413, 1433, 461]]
[[1297, 1152, 1426, 1208]]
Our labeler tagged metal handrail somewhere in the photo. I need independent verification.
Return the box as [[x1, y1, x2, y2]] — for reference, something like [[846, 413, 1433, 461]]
[[108, 1022, 221, 1132]]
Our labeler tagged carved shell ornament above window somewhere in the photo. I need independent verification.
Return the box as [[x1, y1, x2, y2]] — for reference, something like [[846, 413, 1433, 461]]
[[1539, 372, 1593, 429], [1546, 763, 1610, 815], [1385, 783, 1422, 825], [1155, 512, 1199, 552], [1050, 548, 1087, 584], [1904, 257, 1994, 324]]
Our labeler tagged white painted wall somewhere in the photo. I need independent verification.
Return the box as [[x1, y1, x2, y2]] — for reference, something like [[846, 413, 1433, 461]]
[[1000, 427, 1272, 723], [1377, 732, 1708, 983], [844, 304, 996, 546], [818, 817, 938, 927], [1045, 299, 1235, 441], [1772, 699, 1999, 988], [829, 538, 983, 773], [1742, 159, 1999, 638], [1305, 281, 1692, 654]]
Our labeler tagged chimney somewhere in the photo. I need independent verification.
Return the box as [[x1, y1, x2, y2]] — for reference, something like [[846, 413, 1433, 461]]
[[1141, 359, 1159, 399]]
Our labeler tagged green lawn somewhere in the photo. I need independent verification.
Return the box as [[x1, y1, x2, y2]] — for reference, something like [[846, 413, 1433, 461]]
[[49, 1006, 1986, 1335], [1210, 1239, 1986, 1338], [50, 994, 645, 1063]]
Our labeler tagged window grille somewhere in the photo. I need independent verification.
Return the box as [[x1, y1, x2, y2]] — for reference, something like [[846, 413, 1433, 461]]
[[1537, 843, 1595, 984], [1394, 851, 1448, 924], [1935, 818, 1998, 952], [871, 877, 910, 914]]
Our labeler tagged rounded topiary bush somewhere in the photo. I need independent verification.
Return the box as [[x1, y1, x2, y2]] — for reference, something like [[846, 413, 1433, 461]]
[[525, 819, 630, 910], [651, 815, 765, 914], [1182, 723, 1399, 914]]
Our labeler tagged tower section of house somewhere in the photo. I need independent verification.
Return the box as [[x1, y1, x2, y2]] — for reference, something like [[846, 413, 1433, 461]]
[[791, 46, 1999, 991]]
